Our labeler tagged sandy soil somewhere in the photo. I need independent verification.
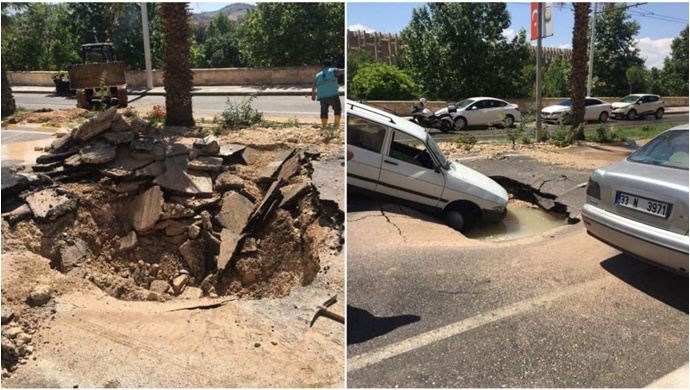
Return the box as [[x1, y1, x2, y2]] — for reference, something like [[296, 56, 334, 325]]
[[1, 108, 345, 387]]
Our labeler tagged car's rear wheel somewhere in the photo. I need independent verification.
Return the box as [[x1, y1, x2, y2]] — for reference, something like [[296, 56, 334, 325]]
[[454, 117, 467, 131], [502, 115, 515, 128], [655, 108, 664, 119], [626, 109, 637, 120], [598, 111, 609, 123]]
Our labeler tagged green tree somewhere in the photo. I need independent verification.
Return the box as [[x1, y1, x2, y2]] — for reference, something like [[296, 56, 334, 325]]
[[239, 3, 344, 66], [1, 2, 31, 116], [200, 13, 245, 68], [349, 62, 417, 100], [570, 2, 590, 136], [661, 25, 689, 96], [648, 67, 665, 95], [625, 66, 649, 95], [397, 3, 531, 100], [346, 49, 376, 86], [591, 3, 645, 96], [543, 57, 571, 97], [160, 3, 194, 126]]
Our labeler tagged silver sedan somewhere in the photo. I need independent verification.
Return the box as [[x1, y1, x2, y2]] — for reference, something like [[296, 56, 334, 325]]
[[582, 123, 689, 275]]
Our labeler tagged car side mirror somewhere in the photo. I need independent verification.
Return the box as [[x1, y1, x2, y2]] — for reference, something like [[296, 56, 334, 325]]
[[434, 164, 442, 173]]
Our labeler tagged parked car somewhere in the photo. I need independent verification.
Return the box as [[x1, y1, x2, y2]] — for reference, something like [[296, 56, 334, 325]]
[[346, 99, 508, 232], [581, 123, 689, 276], [541, 97, 611, 124], [611, 93, 665, 120], [435, 97, 522, 131]]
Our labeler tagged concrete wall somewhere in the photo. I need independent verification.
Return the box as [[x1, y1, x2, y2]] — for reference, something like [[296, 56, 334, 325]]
[[362, 97, 690, 116], [8, 66, 322, 88]]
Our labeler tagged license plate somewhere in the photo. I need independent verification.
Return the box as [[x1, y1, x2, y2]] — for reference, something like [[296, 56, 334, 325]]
[[616, 192, 670, 218]]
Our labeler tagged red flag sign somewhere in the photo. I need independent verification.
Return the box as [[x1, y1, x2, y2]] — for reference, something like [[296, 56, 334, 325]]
[[531, 2, 539, 40]]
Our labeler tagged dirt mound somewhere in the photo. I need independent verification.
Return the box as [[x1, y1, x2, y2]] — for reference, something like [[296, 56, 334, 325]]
[[12, 108, 91, 128], [2, 108, 343, 303]]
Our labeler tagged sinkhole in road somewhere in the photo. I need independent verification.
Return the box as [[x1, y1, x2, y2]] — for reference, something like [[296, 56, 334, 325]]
[[465, 176, 577, 242]]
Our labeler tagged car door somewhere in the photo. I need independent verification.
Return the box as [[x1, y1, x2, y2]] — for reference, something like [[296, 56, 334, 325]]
[[584, 98, 602, 121], [376, 130, 446, 208], [484, 99, 506, 126], [638, 95, 656, 115], [346, 115, 387, 191], [464, 100, 488, 126]]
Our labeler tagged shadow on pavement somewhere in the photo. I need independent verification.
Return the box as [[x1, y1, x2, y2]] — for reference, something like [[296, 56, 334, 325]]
[[347, 305, 421, 345], [600, 254, 688, 314]]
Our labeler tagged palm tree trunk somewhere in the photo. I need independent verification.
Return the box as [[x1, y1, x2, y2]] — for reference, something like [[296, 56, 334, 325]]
[[570, 2, 590, 138], [160, 3, 194, 127], [2, 64, 17, 117]]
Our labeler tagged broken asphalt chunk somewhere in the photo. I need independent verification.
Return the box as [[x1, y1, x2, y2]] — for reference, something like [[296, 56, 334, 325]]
[[129, 185, 164, 232], [23, 187, 78, 222], [153, 156, 213, 197]]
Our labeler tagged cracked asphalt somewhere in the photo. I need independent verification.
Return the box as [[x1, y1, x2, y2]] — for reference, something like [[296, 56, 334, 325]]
[[346, 153, 688, 388]]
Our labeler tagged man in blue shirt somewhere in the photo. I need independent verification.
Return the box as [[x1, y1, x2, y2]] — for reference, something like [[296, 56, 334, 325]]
[[311, 59, 344, 129]]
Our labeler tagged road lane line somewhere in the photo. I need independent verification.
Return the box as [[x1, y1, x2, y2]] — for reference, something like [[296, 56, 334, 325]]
[[348, 277, 609, 373]]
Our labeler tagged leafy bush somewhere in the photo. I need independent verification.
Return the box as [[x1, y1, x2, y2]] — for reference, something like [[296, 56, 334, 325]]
[[349, 62, 417, 100], [214, 95, 263, 130], [122, 107, 140, 120], [585, 125, 627, 143], [454, 133, 477, 151]]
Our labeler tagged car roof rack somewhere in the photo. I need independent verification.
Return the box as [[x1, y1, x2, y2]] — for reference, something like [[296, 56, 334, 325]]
[[349, 101, 397, 125]]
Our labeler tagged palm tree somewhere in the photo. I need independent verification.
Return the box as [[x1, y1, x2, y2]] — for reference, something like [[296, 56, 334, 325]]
[[570, 2, 590, 138], [160, 3, 194, 127], [1, 3, 30, 117]]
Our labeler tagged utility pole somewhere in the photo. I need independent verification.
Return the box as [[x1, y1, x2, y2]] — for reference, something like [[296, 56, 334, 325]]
[[141, 2, 153, 90], [587, 2, 597, 97], [535, 3, 543, 142]]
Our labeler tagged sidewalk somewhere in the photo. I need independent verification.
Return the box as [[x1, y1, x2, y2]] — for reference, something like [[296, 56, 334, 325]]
[[11, 84, 344, 97]]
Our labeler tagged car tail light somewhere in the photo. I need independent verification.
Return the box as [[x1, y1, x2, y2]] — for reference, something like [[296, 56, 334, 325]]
[[586, 178, 600, 200]]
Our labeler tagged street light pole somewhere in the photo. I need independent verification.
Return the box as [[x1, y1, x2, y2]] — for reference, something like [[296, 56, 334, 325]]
[[535, 3, 543, 142], [587, 2, 597, 97], [141, 2, 153, 90]]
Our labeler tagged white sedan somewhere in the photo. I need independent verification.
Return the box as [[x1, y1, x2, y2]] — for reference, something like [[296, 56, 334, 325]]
[[541, 97, 612, 124], [435, 97, 522, 131]]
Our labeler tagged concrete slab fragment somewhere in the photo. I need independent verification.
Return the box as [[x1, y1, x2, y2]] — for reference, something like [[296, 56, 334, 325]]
[[132, 161, 166, 181], [24, 188, 78, 221], [110, 114, 133, 132], [258, 149, 296, 182], [129, 139, 165, 161], [1, 168, 30, 197], [35, 151, 78, 165], [193, 136, 220, 155], [188, 156, 223, 172], [248, 178, 284, 228], [80, 142, 117, 164], [214, 172, 244, 192], [170, 194, 221, 211], [101, 130, 135, 145], [72, 107, 117, 141], [218, 229, 244, 271], [153, 156, 213, 197], [216, 191, 255, 233], [279, 180, 310, 209], [60, 238, 88, 268], [2, 204, 33, 225], [50, 134, 74, 153], [129, 185, 164, 232]]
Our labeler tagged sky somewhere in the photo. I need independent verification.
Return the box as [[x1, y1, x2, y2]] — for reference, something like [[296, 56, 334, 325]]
[[346, 2, 689, 69]]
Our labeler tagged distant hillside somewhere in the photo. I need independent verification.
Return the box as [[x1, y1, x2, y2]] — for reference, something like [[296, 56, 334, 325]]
[[191, 3, 255, 24]]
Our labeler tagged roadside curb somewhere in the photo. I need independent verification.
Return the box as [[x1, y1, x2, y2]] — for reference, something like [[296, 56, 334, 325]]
[[11, 88, 344, 97]]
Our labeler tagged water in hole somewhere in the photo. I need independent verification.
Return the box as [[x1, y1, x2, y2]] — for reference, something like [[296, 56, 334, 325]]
[[466, 203, 567, 242]]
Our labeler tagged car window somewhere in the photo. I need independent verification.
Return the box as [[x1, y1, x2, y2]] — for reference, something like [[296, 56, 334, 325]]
[[388, 131, 436, 170], [628, 130, 689, 170], [455, 99, 475, 109], [585, 99, 600, 106], [620, 95, 638, 103], [347, 116, 387, 154], [558, 99, 572, 106], [649, 96, 659, 102], [495, 100, 507, 108]]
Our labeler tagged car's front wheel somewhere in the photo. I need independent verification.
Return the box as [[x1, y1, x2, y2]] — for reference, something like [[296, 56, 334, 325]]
[[454, 117, 467, 131], [445, 209, 470, 233], [626, 109, 637, 120], [655, 108, 664, 119], [598, 111, 609, 123]]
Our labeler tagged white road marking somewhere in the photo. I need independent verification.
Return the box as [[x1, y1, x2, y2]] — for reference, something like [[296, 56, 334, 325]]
[[348, 277, 609, 372], [644, 363, 689, 388]]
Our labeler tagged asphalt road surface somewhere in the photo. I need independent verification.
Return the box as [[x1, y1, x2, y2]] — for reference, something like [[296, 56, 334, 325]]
[[12, 93, 320, 118], [346, 195, 688, 388]]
